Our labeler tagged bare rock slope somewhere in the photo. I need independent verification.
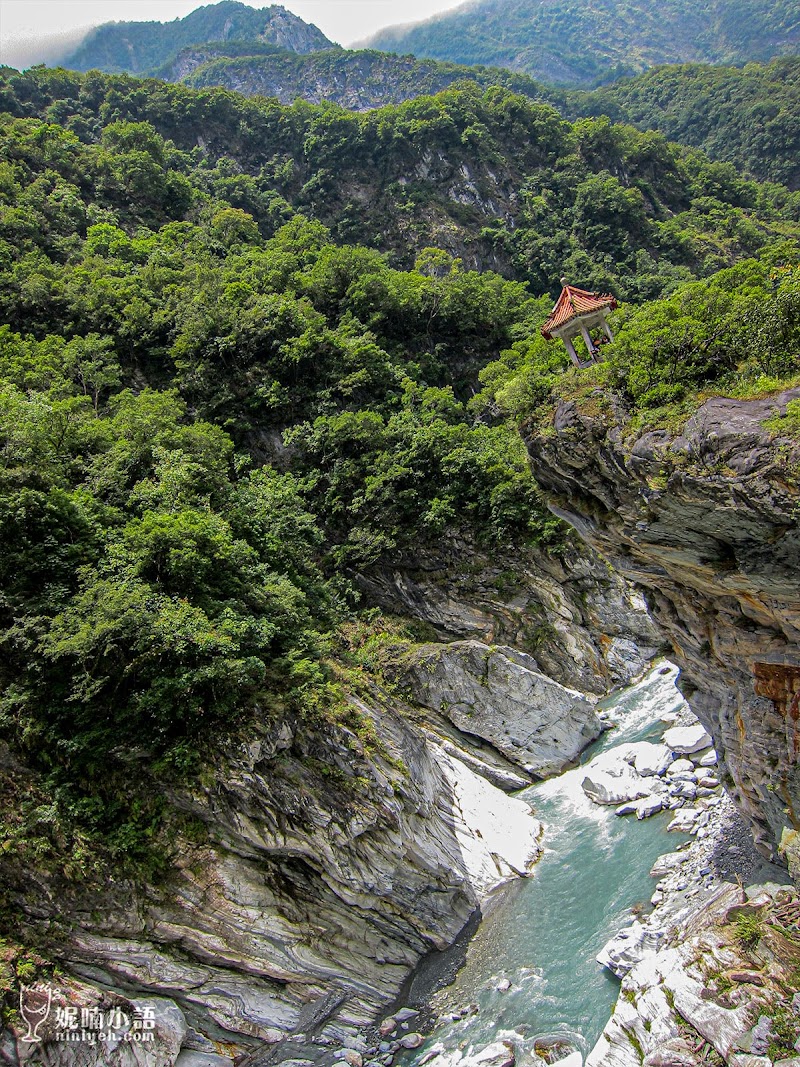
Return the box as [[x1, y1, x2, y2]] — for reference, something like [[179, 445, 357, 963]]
[[3, 685, 545, 1060], [403, 640, 603, 779]]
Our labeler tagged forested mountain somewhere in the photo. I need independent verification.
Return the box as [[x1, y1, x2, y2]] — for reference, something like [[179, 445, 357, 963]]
[[161, 44, 544, 108], [59, 0, 333, 75], [0, 61, 798, 881], [45, 1, 800, 189], [6, 67, 797, 299], [564, 57, 800, 190], [114, 44, 798, 190], [365, 0, 800, 86]]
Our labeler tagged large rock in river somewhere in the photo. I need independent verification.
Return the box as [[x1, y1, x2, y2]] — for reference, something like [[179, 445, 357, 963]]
[[663, 724, 713, 755], [404, 640, 603, 779]]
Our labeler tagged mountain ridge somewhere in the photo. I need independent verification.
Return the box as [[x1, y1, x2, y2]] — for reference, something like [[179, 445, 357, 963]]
[[59, 0, 335, 74], [133, 46, 800, 191], [364, 0, 800, 86]]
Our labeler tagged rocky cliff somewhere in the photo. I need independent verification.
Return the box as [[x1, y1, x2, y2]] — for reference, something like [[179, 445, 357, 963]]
[[169, 50, 501, 108], [523, 387, 800, 865], [3, 680, 547, 1059], [357, 535, 661, 696], [590, 845, 799, 1067]]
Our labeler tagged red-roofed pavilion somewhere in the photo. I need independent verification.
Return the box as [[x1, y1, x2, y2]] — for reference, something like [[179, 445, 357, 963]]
[[541, 279, 618, 367]]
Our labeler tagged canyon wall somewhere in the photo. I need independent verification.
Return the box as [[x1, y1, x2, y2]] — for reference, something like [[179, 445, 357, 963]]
[[357, 536, 661, 696], [523, 387, 800, 863], [3, 683, 548, 1058]]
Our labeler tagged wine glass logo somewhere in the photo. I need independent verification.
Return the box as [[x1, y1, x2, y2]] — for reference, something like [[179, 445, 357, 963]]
[[19, 983, 53, 1043]]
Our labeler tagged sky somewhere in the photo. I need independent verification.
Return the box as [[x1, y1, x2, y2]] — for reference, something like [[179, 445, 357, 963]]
[[0, 0, 467, 68]]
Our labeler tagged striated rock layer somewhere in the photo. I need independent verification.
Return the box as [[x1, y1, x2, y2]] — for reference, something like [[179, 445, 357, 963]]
[[3, 689, 542, 1053], [403, 640, 603, 779], [524, 387, 800, 864], [356, 535, 661, 696]]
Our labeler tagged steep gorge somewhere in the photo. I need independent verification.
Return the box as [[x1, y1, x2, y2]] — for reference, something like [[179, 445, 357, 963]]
[[2, 62, 800, 1067], [523, 387, 800, 866]]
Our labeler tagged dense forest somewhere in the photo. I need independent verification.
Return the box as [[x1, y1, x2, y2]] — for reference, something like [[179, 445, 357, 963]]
[[157, 51, 800, 192], [39, 0, 800, 191], [3, 67, 799, 295], [52, 45, 800, 192], [0, 65, 798, 880], [177, 53, 800, 191], [568, 58, 800, 190], [366, 0, 800, 86]]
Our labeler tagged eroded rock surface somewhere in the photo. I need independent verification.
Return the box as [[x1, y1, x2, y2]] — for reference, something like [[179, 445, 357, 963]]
[[403, 640, 603, 779], [2, 692, 542, 1057], [589, 879, 800, 1067], [356, 537, 661, 696], [524, 388, 800, 862]]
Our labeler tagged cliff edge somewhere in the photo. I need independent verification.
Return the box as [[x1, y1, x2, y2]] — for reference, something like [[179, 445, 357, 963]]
[[524, 387, 800, 866]]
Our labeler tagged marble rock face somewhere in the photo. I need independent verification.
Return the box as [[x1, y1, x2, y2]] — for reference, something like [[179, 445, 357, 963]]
[[4, 691, 543, 1052], [581, 741, 673, 806], [405, 640, 604, 779], [524, 387, 800, 865]]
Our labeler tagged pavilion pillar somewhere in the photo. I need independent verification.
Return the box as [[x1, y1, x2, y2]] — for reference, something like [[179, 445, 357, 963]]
[[601, 317, 614, 342], [562, 335, 580, 367], [579, 323, 595, 359]]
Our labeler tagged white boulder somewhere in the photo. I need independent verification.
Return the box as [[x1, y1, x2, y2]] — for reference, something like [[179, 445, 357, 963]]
[[636, 796, 663, 819], [663, 724, 713, 755], [668, 759, 695, 776], [670, 780, 697, 801], [581, 744, 661, 805], [667, 809, 701, 833], [582, 770, 650, 805], [627, 743, 674, 777]]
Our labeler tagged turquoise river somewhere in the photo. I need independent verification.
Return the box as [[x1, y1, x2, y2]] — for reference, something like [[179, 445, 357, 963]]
[[404, 662, 692, 1064]]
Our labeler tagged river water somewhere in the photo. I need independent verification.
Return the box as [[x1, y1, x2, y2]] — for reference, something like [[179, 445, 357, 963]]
[[403, 662, 689, 1063]]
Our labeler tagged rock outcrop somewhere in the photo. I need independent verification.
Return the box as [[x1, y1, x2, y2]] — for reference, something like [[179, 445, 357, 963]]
[[590, 775, 796, 1067], [403, 640, 603, 780], [170, 50, 500, 110], [1, 983, 189, 1067], [524, 388, 800, 865], [357, 537, 660, 697], [589, 877, 800, 1067], [2, 692, 542, 1059]]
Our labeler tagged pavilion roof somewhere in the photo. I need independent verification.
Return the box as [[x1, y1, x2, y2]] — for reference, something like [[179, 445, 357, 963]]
[[541, 284, 618, 339]]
